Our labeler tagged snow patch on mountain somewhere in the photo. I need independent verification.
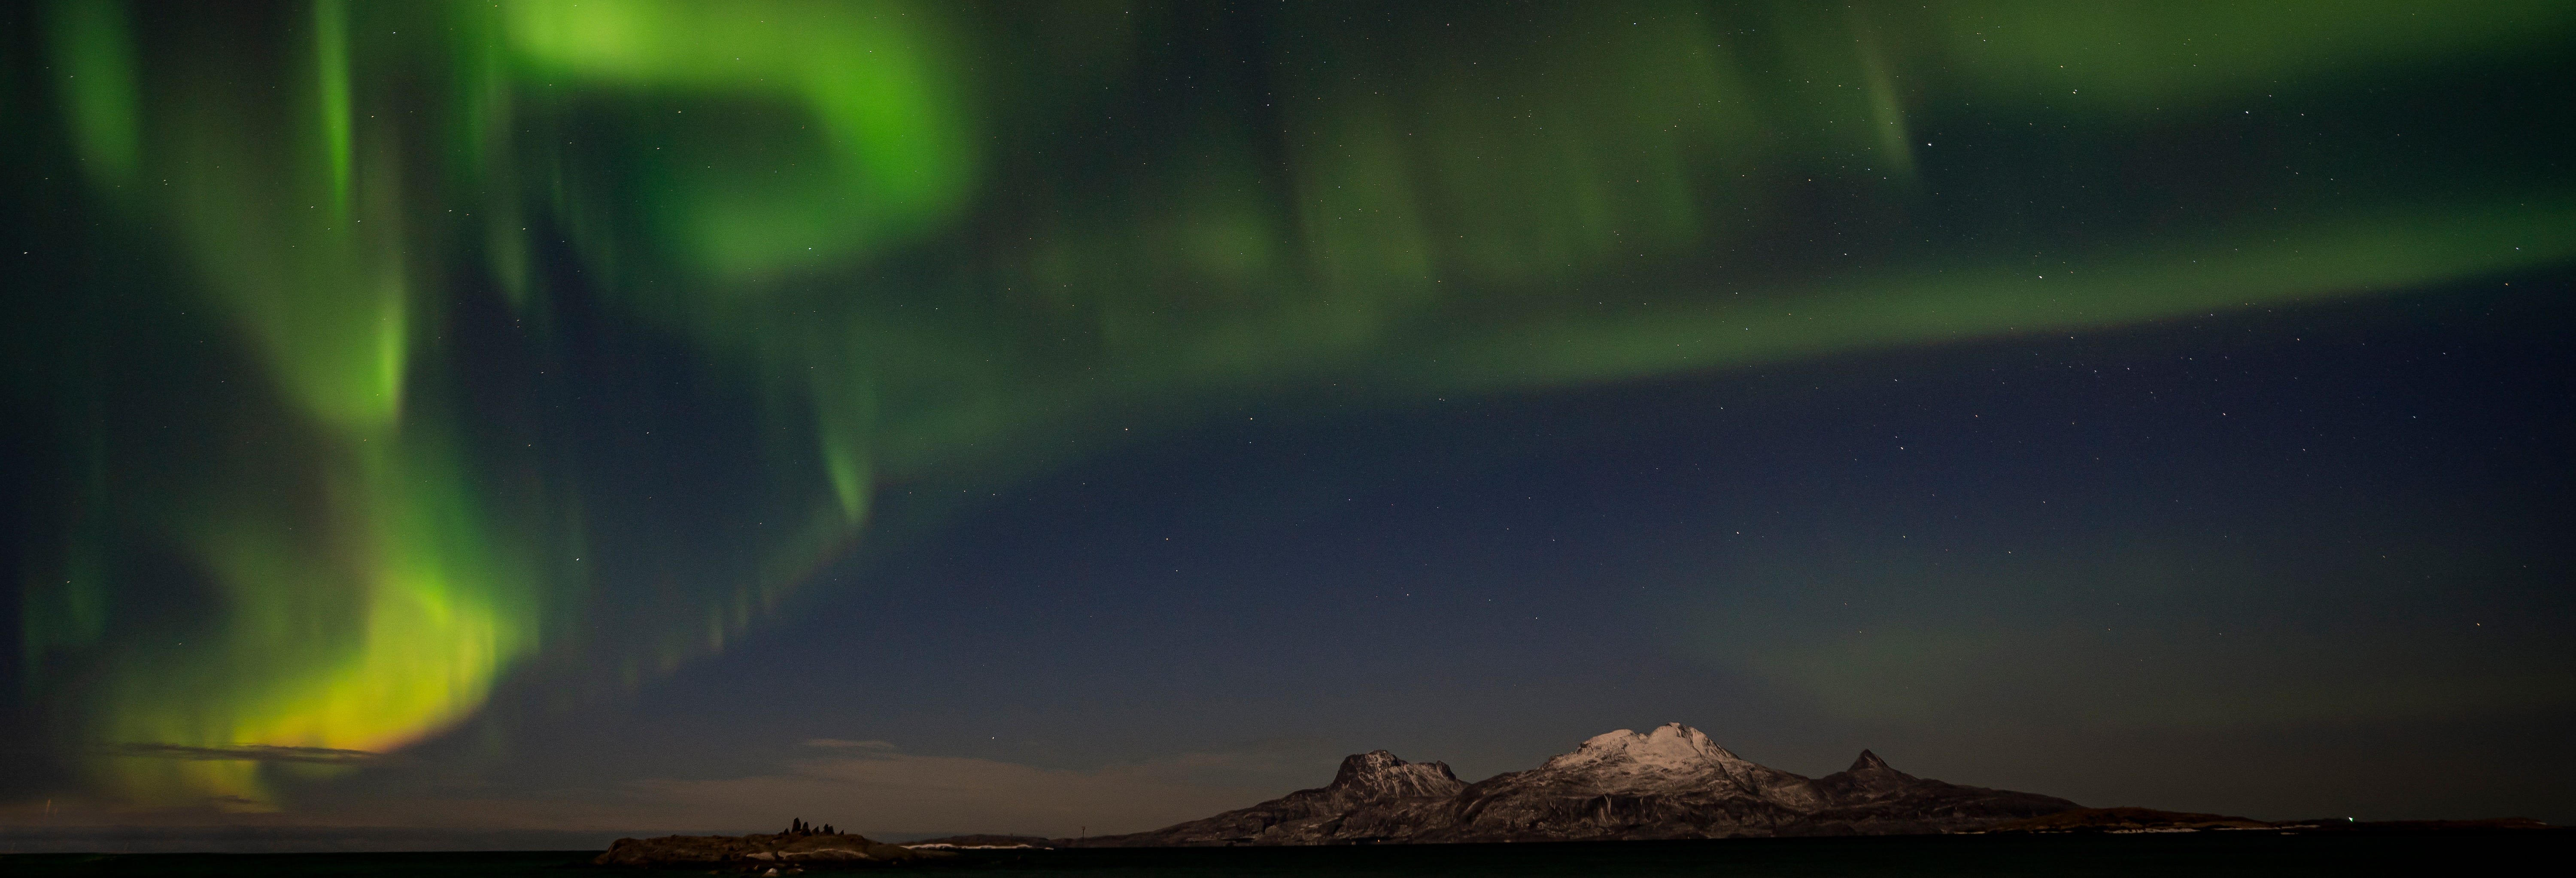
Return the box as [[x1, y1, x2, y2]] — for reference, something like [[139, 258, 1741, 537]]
[[1083, 722, 2082, 845]]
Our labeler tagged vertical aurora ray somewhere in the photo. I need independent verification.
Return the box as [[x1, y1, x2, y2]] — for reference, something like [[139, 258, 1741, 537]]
[[46, 0, 141, 189], [6, 0, 2572, 809], [1845, 7, 1915, 180], [25, 0, 517, 806], [314, 0, 352, 217]]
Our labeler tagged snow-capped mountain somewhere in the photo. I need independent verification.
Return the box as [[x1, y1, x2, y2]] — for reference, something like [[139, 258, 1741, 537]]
[[1084, 723, 2078, 845]]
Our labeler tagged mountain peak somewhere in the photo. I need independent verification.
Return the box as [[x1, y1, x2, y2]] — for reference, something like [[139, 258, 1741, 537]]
[[1547, 722, 1746, 774], [1090, 722, 2083, 846], [1335, 750, 1406, 781], [1329, 750, 1463, 799]]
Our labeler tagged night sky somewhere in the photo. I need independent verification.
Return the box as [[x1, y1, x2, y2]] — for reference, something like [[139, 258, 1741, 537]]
[[3, 1, 2572, 842]]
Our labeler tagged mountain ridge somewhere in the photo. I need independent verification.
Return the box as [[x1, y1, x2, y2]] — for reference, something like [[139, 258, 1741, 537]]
[[1081, 722, 2081, 845]]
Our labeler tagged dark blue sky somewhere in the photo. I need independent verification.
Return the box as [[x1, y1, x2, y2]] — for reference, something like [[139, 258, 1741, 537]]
[[368, 275, 2572, 834], [4, 1, 2572, 844]]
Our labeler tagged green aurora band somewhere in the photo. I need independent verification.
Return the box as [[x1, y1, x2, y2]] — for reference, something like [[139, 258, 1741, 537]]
[[5, 0, 2570, 807]]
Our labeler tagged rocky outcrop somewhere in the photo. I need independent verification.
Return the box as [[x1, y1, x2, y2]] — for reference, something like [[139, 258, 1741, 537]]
[[1783, 748, 2093, 836], [1088, 723, 2079, 845], [595, 831, 932, 868], [1084, 750, 1466, 846]]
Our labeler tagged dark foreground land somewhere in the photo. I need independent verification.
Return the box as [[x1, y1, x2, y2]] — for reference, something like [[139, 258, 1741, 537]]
[[3, 831, 2569, 877]]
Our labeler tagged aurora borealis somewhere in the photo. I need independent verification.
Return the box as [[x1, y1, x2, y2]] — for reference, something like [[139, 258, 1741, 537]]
[[3, 0, 2572, 838]]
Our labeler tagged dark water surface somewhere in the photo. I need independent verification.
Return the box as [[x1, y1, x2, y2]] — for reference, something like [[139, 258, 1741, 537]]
[[4, 833, 2563, 877]]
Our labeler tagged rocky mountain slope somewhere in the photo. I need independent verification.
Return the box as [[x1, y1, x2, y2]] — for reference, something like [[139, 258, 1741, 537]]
[[1087, 723, 2078, 845], [1084, 750, 1467, 845]]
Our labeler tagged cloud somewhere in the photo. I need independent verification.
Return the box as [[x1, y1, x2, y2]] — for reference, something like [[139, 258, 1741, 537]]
[[800, 738, 896, 750], [106, 744, 381, 765]]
